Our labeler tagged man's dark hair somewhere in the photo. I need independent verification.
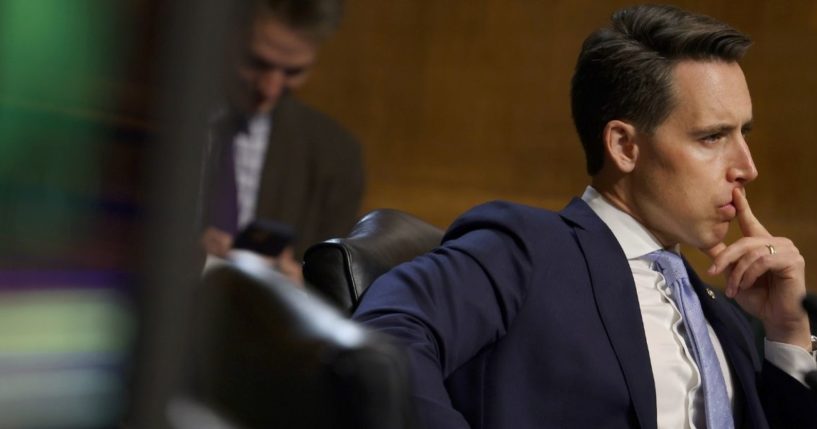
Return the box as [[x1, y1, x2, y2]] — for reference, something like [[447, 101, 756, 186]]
[[571, 4, 752, 176], [255, 0, 344, 42]]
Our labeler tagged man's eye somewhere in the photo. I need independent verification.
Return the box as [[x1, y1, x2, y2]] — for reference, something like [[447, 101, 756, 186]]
[[702, 133, 723, 144], [283, 67, 306, 77]]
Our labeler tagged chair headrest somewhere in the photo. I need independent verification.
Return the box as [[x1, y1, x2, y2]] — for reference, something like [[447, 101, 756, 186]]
[[303, 209, 443, 313]]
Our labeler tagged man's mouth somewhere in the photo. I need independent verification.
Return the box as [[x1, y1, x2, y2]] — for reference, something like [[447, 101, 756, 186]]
[[717, 201, 736, 219]]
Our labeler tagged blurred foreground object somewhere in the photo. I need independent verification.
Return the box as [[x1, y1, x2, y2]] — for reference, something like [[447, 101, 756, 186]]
[[0, 1, 144, 427], [177, 252, 414, 429]]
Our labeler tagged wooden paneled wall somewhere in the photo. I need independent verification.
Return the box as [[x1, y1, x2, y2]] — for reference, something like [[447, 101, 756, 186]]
[[299, 0, 817, 290]]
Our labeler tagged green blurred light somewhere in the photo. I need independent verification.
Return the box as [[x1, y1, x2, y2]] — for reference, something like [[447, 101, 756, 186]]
[[0, 0, 120, 106], [0, 289, 133, 354], [0, 1, 127, 263]]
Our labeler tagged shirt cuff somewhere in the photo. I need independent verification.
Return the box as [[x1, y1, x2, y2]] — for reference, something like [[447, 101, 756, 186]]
[[764, 338, 817, 388]]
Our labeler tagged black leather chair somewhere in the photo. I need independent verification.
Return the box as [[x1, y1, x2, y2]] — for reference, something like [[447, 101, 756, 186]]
[[181, 252, 414, 429], [303, 209, 444, 314]]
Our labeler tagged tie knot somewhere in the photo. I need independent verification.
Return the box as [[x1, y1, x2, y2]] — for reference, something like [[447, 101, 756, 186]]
[[645, 249, 688, 283]]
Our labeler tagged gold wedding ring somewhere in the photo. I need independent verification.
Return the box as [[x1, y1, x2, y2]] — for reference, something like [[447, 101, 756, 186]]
[[766, 244, 776, 255]]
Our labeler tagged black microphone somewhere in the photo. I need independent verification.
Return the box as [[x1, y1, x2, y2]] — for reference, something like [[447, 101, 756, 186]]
[[807, 371, 817, 391], [802, 296, 817, 390], [803, 295, 817, 320]]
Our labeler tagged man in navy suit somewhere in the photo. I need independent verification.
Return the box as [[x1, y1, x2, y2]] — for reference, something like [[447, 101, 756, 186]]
[[353, 5, 817, 428]]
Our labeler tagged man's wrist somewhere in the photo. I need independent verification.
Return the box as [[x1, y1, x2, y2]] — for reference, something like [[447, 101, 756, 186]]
[[765, 338, 817, 388], [764, 320, 812, 351]]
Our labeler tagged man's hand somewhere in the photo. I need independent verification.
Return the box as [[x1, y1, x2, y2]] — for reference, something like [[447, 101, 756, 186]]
[[201, 226, 233, 258], [705, 188, 811, 350], [264, 246, 304, 287]]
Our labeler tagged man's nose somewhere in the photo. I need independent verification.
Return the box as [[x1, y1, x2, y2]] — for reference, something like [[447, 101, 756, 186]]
[[727, 135, 758, 184], [257, 69, 287, 99]]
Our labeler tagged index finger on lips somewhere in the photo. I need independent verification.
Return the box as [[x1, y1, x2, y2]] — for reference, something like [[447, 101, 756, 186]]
[[733, 187, 770, 238]]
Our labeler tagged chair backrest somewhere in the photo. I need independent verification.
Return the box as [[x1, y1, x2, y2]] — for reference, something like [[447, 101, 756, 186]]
[[303, 209, 444, 314], [182, 252, 414, 429]]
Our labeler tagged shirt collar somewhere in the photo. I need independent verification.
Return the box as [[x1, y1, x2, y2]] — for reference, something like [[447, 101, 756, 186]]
[[247, 112, 272, 135], [581, 186, 679, 260]]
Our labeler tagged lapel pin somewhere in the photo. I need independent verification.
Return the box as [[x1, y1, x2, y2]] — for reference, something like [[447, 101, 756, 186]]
[[706, 288, 716, 300]]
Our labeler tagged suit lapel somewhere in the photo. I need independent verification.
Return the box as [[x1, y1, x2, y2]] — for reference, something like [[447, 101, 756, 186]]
[[256, 96, 307, 221], [561, 199, 657, 429]]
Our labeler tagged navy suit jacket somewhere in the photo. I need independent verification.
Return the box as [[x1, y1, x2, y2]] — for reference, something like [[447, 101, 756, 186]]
[[353, 199, 817, 428]]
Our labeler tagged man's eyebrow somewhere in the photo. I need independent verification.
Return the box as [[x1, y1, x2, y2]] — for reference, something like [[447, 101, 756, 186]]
[[690, 120, 753, 135]]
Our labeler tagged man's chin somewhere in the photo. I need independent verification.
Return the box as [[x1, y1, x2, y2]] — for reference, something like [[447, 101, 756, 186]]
[[251, 99, 277, 115], [227, 94, 276, 116], [697, 224, 730, 250], [714, 221, 731, 240]]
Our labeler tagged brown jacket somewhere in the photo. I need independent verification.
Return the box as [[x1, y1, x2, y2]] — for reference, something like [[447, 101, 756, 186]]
[[202, 95, 364, 258]]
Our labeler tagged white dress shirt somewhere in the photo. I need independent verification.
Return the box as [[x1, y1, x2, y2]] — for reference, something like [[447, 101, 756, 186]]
[[581, 186, 815, 428], [234, 114, 272, 229]]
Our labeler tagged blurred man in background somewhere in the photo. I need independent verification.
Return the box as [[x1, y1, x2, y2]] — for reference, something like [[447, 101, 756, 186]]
[[200, 0, 364, 280]]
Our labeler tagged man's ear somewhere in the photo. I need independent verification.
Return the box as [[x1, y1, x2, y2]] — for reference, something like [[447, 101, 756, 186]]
[[603, 120, 639, 173]]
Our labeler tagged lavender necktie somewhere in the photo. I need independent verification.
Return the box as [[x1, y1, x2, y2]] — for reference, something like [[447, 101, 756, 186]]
[[646, 250, 734, 429]]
